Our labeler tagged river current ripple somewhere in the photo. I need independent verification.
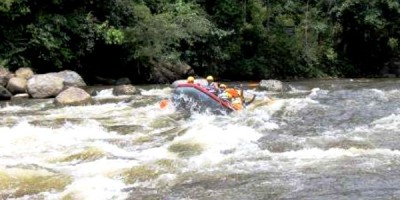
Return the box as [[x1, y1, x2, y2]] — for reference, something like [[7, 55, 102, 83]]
[[1, 79, 400, 200]]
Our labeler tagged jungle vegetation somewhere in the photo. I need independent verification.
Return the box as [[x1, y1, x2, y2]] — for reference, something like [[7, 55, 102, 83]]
[[1, 0, 399, 83]]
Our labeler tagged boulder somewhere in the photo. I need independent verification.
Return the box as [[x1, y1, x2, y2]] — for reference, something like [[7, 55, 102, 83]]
[[115, 77, 131, 85], [148, 60, 194, 83], [15, 67, 34, 80], [258, 79, 284, 92], [0, 86, 12, 100], [54, 87, 92, 106], [0, 67, 14, 87], [0, 67, 9, 76], [93, 76, 116, 85], [27, 74, 64, 98], [6, 77, 27, 94], [50, 70, 86, 87], [112, 84, 139, 96]]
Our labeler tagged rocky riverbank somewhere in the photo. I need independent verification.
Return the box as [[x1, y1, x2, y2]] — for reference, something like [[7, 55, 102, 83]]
[[0, 67, 140, 106]]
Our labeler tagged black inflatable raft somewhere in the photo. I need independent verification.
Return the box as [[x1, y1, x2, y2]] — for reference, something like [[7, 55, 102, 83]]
[[171, 83, 235, 114]]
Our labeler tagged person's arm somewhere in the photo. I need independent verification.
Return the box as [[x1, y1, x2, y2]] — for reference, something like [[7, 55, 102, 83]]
[[240, 84, 244, 102], [244, 94, 256, 106], [213, 82, 219, 89]]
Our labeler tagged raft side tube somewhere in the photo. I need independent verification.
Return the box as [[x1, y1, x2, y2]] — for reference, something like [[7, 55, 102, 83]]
[[172, 84, 234, 114]]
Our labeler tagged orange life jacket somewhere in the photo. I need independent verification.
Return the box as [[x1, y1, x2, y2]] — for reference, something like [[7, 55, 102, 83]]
[[225, 88, 239, 98], [231, 97, 243, 110]]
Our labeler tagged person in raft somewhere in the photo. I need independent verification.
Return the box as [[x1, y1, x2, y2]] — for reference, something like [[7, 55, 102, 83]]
[[217, 84, 231, 101], [226, 87, 244, 110], [205, 75, 219, 95], [187, 76, 195, 84], [218, 84, 256, 110], [216, 84, 242, 110]]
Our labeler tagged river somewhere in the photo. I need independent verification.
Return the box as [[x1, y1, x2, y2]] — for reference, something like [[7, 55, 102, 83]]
[[1, 78, 400, 200]]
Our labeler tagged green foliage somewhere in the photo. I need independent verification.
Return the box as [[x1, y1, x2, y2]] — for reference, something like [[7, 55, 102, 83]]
[[0, 0, 399, 81], [95, 21, 124, 45], [388, 38, 399, 52], [124, 1, 213, 62], [0, 0, 14, 12], [333, 0, 400, 75]]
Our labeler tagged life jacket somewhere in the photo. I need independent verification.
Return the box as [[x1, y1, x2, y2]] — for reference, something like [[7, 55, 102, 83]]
[[231, 97, 243, 110], [206, 82, 218, 95], [225, 88, 240, 98], [218, 91, 231, 101]]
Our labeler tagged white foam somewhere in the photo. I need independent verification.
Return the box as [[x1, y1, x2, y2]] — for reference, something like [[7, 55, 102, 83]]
[[222, 147, 400, 174], [249, 98, 285, 116], [156, 173, 178, 187], [287, 85, 311, 94], [135, 145, 177, 162], [284, 97, 318, 113], [65, 158, 136, 177], [172, 115, 263, 168], [61, 176, 128, 200], [127, 113, 265, 170], [140, 87, 172, 97], [276, 147, 400, 164], [0, 121, 117, 164], [307, 87, 329, 98], [371, 114, 400, 131], [93, 88, 114, 98], [0, 104, 26, 112], [38, 102, 130, 121]]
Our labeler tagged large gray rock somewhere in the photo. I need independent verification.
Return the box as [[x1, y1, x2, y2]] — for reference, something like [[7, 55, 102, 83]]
[[0, 86, 12, 100], [93, 76, 116, 85], [0, 67, 9, 76], [27, 74, 64, 98], [6, 77, 27, 94], [15, 67, 34, 80], [148, 60, 194, 83], [50, 70, 86, 87], [54, 87, 92, 106], [113, 84, 139, 96], [258, 79, 284, 92], [115, 77, 131, 85], [0, 67, 14, 87]]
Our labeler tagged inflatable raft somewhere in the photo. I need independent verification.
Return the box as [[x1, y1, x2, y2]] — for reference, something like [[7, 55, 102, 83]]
[[171, 83, 235, 114]]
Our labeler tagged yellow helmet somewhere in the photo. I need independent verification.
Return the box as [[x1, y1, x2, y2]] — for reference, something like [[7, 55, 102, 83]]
[[206, 75, 214, 81], [187, 76, 195, 83], [220, 84, 227, 89]]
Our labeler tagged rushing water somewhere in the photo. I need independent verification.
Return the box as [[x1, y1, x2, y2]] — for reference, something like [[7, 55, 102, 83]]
[[1, 79, 400, 200]]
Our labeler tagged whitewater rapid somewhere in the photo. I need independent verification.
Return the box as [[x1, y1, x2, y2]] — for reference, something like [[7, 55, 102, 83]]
[[1, 79, 400, 199]]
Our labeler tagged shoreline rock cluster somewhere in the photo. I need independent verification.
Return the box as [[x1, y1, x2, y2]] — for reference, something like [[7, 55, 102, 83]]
[[0, 67, 139, 106]]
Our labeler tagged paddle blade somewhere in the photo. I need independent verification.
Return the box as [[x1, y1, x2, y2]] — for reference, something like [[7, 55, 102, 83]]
[[159, 99, 169, 109]]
